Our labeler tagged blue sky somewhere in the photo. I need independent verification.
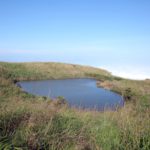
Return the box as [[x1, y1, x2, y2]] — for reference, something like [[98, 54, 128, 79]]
[[0, 0, 150, 79]]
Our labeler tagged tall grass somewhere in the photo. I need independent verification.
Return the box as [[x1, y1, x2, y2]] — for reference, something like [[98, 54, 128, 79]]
[[1, 98, 149, 149], [0, 62, 150, 150]]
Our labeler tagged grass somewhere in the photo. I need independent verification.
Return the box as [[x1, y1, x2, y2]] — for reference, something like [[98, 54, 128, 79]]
[[97, 78, 150, 107], [0, 62, 150, 150], [0, 62, 111, 80]]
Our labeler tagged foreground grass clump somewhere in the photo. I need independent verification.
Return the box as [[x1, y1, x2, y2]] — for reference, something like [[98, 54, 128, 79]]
[[1, 99, 149, 150], [0, 99, 95, 149], [0, 62, 150, 150]]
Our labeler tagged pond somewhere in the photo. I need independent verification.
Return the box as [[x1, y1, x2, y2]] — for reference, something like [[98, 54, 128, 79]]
[[18, 78, 124, 110]]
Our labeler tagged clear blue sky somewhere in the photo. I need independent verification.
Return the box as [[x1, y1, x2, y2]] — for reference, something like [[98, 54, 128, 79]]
[[0, 0, 150, 79]]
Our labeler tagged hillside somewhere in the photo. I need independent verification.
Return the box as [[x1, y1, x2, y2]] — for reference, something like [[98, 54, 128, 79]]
[[0, 62, 150, 150], [0, 62, 111, 80]]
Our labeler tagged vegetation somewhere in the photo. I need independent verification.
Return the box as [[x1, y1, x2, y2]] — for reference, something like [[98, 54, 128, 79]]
[[0, 62, 110, 81], [0, 62, 150, 150]]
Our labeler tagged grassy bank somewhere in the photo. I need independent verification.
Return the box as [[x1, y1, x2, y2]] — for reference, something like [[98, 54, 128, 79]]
[[0, 62, 150, 150], [0, 62, 111, 80]]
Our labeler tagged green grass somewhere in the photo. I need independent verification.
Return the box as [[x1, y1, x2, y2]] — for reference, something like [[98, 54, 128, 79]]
[[0, 62, 150, 150], [0, 62, 111, 81]]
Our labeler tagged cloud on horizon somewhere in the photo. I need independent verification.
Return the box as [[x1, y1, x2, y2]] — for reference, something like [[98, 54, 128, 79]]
[[100, 65, 150, 80]]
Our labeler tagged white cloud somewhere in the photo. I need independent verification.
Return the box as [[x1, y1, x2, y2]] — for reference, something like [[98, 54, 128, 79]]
[[99, 65, 150, 80]]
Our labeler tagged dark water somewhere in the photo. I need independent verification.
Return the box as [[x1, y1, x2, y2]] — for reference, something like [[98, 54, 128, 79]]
[[18, 79, 124, 110]]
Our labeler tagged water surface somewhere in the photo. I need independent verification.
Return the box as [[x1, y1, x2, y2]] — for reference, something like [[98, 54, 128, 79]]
[[18, 79, 124, 110]]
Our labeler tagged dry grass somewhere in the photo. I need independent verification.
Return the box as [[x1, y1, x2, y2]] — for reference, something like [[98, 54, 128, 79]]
[[0, 62, 150, 150], [1, 98, 150, 149]]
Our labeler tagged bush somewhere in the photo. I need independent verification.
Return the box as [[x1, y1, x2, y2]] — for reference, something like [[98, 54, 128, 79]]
[[123, 88, 134, 101]]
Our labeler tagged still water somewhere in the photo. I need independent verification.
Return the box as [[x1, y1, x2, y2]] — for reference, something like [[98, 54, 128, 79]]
[[18, 78, 124, 110]]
